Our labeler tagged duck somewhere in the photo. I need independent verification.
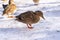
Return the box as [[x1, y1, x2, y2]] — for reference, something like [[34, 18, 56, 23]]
[[33, 0, 40, 5], [15, 11, 45, 29], [1, 0, 8, 9], [2, 0, 17, 18]]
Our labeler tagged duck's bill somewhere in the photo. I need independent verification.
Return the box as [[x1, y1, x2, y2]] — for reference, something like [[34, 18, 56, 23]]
[[42, 16, 45, 20]]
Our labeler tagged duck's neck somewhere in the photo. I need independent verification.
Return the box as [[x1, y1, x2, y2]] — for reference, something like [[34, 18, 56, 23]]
[[9, 0, 15, 4]]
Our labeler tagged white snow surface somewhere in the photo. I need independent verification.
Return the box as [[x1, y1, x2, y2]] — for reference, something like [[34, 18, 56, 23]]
[[0, 0, 60, 40]]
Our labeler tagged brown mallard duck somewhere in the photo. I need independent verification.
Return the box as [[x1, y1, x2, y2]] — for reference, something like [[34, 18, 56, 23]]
[[33, 0, 40, 5], [2, 0, 17, 18], [16, 11, 45, 29]]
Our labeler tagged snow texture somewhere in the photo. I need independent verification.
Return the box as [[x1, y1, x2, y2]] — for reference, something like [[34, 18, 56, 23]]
[[0, 0, 60, 40]]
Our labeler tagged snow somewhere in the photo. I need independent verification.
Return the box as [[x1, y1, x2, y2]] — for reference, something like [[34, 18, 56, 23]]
[[0, 0, 60, 40]]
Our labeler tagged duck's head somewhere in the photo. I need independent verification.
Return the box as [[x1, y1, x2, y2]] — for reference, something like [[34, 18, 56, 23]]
[[35, 11, 45, 20]]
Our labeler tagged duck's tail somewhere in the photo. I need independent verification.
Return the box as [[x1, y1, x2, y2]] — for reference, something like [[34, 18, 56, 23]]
[[15, 15, 22, 21]]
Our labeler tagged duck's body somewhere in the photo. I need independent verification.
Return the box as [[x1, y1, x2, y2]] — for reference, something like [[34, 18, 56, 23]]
[[16, 11, 45, 29], [16, 11, 40, 24], [33, 0, 39, 5], [2, 0, 17, 18]]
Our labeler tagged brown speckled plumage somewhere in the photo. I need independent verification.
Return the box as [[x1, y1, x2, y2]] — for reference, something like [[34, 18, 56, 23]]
[[16, 11, 45, 29]]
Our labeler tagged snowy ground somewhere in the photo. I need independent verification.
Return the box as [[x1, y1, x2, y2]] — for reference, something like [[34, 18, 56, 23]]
[[0, 0, 60, 40]]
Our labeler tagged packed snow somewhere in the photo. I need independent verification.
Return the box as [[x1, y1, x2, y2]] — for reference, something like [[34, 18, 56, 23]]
[[0, 0, 60, 40]]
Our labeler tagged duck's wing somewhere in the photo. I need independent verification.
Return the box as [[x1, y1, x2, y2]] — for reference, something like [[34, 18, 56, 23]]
[[19, 13, 33, 21]]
